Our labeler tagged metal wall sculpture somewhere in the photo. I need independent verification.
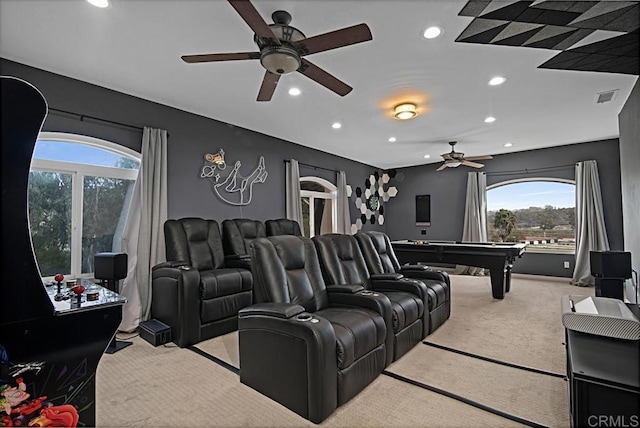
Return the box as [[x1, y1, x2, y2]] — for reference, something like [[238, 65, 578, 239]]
[[200, 149, 268, 206]]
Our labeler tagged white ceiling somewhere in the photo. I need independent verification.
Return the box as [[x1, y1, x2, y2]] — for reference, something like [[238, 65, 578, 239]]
[[0, 0, 637, 169]]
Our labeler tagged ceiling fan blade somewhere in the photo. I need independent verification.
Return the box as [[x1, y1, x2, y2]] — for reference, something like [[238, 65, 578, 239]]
[[293, 23, 372, 56], [228, 0, 281, 45], [181, 52, 260, 63], [441, 153, 453, 160], [298, 59, 352, 96], [465, 155, 493, 161], [436, 163, 448, 171], [462, 160, 485, 168], [257, 71, 280, 102]]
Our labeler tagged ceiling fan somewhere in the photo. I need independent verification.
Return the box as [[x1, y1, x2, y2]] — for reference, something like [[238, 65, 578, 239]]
[[181, 0, 372, 102], [436, 141, 493, 171]]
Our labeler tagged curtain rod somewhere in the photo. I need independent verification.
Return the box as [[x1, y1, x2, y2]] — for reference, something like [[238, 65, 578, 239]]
[[49, 107, 146, 133], [486, 163, 576, 177], [284, 159, 339, 174]]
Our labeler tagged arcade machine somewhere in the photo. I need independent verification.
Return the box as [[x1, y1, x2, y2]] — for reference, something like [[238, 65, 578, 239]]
[[0, 76, 126, 427]]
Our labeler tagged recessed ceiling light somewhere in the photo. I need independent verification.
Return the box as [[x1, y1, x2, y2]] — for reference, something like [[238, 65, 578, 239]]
[[87, 0, 109, 8], [484, 116, 496, 123], [388, 137, 397, 143], [288, 87, 301, 96], [423, 27, 442, 39], [423, 154, 431, 159], [332, 122, 342, 129], [488, 76, 507, 86], [504, 143, 513, 147]]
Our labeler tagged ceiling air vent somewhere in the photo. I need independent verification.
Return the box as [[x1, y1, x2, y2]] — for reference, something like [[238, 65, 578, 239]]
[[595, 90, 618, 104]]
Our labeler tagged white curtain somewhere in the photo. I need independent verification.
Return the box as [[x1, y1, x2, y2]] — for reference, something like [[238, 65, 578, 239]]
[[455, 172, 487, 275], [573, 160, 610, 286], [285, 159, 303, 230], [336, 171, 351, 234], [119, 127, 168, 332]]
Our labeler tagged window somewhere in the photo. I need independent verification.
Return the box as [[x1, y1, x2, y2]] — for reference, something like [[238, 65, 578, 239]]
[[487, 179, 575, 253], [29, 132, 140, 279], [300, 177, 337, 238]]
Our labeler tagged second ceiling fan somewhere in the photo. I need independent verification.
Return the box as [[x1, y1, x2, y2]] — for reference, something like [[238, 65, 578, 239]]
[[437, 141, 493, 171], [181, 0, 373, 101]]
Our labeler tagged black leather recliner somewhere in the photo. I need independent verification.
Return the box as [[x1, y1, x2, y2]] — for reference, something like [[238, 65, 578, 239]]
[[265, 218, 302, 236], [221, 218, 266, 270], [313, 233, 427, 362], [355, 231, 451, 334], [239, 235, 392, 423], [151, 218, 252, 347]]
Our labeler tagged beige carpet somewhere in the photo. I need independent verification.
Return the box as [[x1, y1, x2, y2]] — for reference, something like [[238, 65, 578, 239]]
[[97, 273, 593, 427], [426, 274, 593, 374]]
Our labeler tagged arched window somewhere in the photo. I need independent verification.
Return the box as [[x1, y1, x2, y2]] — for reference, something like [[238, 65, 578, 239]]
[[29, 132, 140, 279], [487, 178, 575, 253], [299, 177, 337, 237]]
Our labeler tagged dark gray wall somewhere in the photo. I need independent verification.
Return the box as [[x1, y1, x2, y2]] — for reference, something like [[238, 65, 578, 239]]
[[619, 79, 640, 278], [0, 58, 384, 231], [2, 57, 627, 279], [385, 139, 624, 277]]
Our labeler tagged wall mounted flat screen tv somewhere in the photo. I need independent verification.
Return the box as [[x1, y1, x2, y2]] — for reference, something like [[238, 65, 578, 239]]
[[416, 194, 431, 226]]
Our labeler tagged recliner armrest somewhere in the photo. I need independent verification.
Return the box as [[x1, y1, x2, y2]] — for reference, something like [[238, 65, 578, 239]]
[[239, 308, 338, 423], [151, 264, 201, 347], [370, 273, 404, 281], [225, 254, 252, 270], [369, 277, 428, 301], [152, 260, 190, 271], [326, 284, 364, 294], [400, 266, 450, 286], [400, 264, 429, 271], [239, 302, 304, 319]]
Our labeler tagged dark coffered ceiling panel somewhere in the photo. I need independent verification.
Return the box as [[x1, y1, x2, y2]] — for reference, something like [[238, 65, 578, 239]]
[[456, 0, 640, 75]]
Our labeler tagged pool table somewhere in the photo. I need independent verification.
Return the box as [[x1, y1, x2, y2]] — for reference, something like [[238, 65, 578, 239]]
[[391, 240, 527, 299]]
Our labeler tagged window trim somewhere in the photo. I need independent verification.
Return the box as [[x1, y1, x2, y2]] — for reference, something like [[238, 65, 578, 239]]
[[39, 132, 141, 160], [487, 177, 576, 255], [31, 132, 140, 279]]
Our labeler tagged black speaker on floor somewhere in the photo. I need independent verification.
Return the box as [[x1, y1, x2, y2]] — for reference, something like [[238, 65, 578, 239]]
[[590, 251, 632, 279], [139, 319, 171, 347]]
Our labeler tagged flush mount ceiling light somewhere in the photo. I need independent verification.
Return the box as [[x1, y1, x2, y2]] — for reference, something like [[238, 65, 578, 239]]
[[488, 76, 507, 86], [87, 0, 109, 7], [423, 154, 431, 159], [288, 87, 301, 96], [484, 116, 496, 123], [332, 122, 342, 129], [504, 143, 513, 147], [423, 27, 442, 39], [394, 103, 417, 120], [388, 137, 397, 142]]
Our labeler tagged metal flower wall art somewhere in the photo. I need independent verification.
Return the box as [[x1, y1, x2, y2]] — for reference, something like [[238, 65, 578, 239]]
[[200, 149, 268, 206]]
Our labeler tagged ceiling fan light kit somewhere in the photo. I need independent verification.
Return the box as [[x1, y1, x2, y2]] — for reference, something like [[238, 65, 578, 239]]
[[260, 46, 300, 74], [394, 103, 417, 120]]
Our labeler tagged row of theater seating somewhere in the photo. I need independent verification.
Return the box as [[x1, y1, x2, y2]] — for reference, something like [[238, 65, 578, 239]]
[[151, 218, 299, 346], [151, 217, 451, 423]]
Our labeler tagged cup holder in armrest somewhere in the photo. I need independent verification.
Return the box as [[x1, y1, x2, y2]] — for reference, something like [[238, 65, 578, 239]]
[[296, 314, 313, 322], [360, 290, 379, 297]]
